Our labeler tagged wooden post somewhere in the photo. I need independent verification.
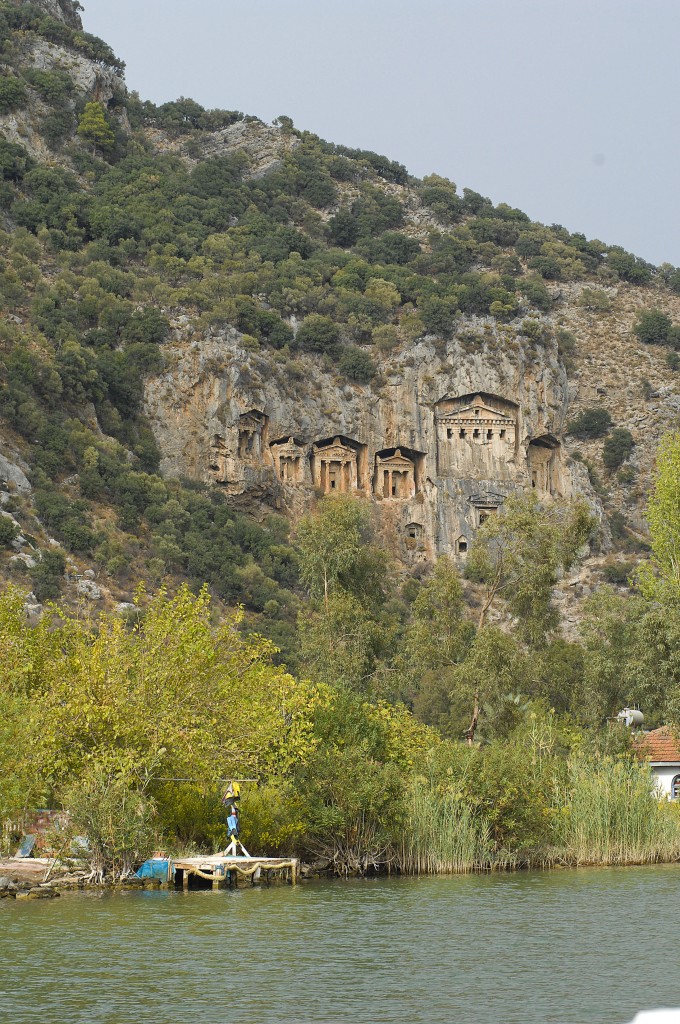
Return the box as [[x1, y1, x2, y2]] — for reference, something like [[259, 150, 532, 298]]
[[182, 870, 189, 890]]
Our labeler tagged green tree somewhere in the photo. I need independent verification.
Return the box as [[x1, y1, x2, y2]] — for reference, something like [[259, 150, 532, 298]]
[[567, 407, 613, 439], [633, 309, 674, 346], [0, 76, 27, 114], [297, 495, 386, 609], [637, 432, 680, 606], [602, 428, 634, 471], [0, 516, 18, 547], [338, 345, 375, 382], [77, 102, 115, 156], [295, 314, 341, 354], [404, 558, 473, 672], [464, 494, 594, 740]]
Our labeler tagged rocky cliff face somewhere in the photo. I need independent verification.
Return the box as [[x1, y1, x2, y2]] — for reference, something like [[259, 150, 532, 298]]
[[145, 316, 598, 567], [0, 1, 125, 164]]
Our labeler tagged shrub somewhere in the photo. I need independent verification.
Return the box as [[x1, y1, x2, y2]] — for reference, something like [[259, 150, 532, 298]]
[[617, 466, 636, 485], [295, 314, 341, 354], [23, 68, 73, 106], [62, 763, 156, 881], [567, 407, 613, 439], [0, 515, 18, 547], [602, 561, 635, 586], [603, 428, 635, 470], [0, 76, 27, 114], [633, 309, 673, 346], [556, 328, 577, 371], [606, 247, 653, 285], [29, 548, 66, 602], [338, 346, 375, 383], [0, 138, 33, 181], [666, 351, 680, 371], [420, 296, 458, 336], [578, 288, 611, 312], [372, 324, 399, 351], [609, 511, 627, 540], [42, 109, 76, 151], [521, 274, 552, 311]]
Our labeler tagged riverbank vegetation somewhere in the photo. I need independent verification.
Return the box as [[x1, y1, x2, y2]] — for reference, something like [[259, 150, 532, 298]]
[[2, 434, 680, 879]]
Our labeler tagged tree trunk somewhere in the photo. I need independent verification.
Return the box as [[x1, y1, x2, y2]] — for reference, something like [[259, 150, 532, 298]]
[[465, 688, 479, 746]]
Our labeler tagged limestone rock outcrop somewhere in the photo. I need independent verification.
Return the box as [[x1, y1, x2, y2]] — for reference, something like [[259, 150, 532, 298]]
[[145, 319, 601, 565]]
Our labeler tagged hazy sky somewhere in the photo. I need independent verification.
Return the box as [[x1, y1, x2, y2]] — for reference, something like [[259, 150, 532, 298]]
[[82, 1, 680, 266]]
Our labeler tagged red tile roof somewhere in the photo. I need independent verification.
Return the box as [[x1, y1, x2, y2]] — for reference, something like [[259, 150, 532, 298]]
[[637, 727, 680, 763]]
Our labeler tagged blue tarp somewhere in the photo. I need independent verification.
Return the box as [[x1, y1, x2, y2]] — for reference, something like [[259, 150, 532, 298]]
[[136, 858, 173, 881]]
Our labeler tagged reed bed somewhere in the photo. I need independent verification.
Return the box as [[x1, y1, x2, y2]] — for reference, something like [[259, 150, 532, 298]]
[[557, 756, 680, 866], [397, 785, 495, 874]]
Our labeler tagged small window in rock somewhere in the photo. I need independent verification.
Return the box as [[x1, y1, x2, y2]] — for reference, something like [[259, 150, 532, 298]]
[[487, 429, 493, 439], [474, 408, 480, 417], [459, 429, 466, 439], [447, 428, 453, 439], [473, 428, 480, 439], [500, 429, 506, 439], [408, 527, 417, 539], [457, 538, 468, 553]]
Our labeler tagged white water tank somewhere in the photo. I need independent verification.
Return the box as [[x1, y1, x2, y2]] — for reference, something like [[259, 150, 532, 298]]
[[617, 707, 644, 728]]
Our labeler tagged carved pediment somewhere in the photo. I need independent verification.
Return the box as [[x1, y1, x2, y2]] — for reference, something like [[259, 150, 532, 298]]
[[313, 438, 357, 461], [439, 404, 515, 425], [376, 448, 414, 469], [468, 492, 505, 508], [272, 436, 305, 458]]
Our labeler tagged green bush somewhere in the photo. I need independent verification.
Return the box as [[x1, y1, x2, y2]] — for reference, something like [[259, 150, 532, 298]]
[[23, 68, 73, 106], [0, 515, 18, 547], [603, 428, 635, 470], [617, 466, 636, 485], [606, 247, 653, 284], [338, 346, 375, 383], [602, 561, 635, 586], [521, 274, 552, 311], [567, 407, 613, 439], [0, 76, 27, 114], [578, 288, 611, 312], [295, 314, 341, 354], [63, 763, 156, 881], [29, 548, 66, 602], [633, 309, 674, 346]]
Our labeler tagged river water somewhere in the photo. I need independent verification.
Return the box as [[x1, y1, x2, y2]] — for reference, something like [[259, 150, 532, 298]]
[[1, 865, 679, 1024]]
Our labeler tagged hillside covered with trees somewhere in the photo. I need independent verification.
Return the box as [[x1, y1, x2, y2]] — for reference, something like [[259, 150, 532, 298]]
[[1, 0, 680, 877]]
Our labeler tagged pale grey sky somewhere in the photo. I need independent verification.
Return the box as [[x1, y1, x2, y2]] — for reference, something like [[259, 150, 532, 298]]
[[82, 1, 680, 266]]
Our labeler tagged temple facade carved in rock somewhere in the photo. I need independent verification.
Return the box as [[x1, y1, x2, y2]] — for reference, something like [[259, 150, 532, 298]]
[[145, 331, 589, 567]]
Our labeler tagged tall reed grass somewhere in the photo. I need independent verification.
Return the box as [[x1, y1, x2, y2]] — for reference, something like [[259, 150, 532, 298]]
[[397, 784, 495, 874], [557, 756, 680, 866]]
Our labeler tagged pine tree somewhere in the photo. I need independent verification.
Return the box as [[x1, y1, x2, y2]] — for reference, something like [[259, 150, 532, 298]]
[[77, 101, 115, 156]]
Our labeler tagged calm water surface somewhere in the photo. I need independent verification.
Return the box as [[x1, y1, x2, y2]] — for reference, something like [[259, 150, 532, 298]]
[[1, 866, 679, 1024]]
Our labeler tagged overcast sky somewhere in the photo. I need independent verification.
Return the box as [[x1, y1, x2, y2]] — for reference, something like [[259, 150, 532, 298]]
[[82, 1, 680, 266]]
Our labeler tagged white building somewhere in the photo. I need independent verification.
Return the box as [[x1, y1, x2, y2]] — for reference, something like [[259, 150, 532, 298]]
[[638, 728, 680, 799]]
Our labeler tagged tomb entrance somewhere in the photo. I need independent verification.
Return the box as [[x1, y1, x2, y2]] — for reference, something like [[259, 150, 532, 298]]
[[311, 436, 367, 494], [373, 447, 425, 499], [527, 435, 562, 496], [237, 410, 268, 462], [270, 437, 306, 485]]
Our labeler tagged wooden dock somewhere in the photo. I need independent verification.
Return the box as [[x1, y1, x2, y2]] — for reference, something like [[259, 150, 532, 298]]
[[172, 855, 299, 888]]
